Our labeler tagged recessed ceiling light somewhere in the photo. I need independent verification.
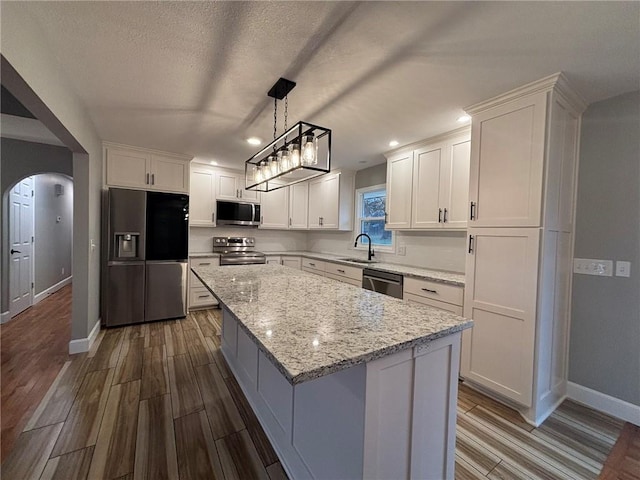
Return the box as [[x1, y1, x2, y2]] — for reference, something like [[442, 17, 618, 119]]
[[209, 160, 218, 166], [247, 137, 262, 146], [457, 114, 471, 123], [389, 140, 399, 147]]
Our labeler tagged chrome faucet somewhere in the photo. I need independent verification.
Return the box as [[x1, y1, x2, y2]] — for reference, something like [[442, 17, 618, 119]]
[[354, 233, 375, 261]]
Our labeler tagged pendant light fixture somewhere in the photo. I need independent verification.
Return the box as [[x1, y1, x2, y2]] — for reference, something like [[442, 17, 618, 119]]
[[245, 78, 331, 192]]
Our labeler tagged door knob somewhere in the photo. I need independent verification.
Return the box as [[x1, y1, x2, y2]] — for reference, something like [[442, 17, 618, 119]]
[[11, 249, 21, 254]]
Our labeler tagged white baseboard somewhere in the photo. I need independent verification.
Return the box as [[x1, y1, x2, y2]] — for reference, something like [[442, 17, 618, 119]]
[[0, 311, 9, 325], [68, 319, 101, 355], [34, 276, 72, 305], [567, 381, 640, 426]]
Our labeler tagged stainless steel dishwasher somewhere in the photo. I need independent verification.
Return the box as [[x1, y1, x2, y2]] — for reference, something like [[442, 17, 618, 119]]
[[362, 268, 403, 299]]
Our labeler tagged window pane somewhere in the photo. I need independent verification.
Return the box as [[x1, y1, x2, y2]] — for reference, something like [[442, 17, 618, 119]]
[[360, 220, 392, 246], [362, 191, 386, 218]]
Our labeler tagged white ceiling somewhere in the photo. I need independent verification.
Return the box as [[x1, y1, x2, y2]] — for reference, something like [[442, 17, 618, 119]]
[[16, 1, 640, 170]]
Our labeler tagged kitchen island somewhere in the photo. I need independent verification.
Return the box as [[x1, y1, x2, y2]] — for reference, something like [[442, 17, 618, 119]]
[[192, 263, 472, 480]]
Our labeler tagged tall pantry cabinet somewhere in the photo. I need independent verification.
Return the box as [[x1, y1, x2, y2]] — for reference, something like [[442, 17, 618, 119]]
[[461, 73, 586, 426]]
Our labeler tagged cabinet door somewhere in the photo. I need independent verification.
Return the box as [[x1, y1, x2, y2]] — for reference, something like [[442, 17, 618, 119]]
[[150, 155, 189, 193], [260, 187, 289, 229], [443, 139, 470, 228], [412, 145, 444, 229], [289, 183, 309, 229], [265, 255, 282, 265], [239, 184, 260, 203], [462, 228, 540, 406], [320, 174, 340, 229], [216, 172, 240, 200], [189, 167, 215, 226], [281, 257, 301, 269], [386, 152, 413, 229], [468, 92, 547, 227], [106, 148, 150, 189], [308, 178, 324, 229]]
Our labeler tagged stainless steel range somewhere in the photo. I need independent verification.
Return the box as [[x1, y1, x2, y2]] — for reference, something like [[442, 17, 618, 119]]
[[213, 237, 266, 265]]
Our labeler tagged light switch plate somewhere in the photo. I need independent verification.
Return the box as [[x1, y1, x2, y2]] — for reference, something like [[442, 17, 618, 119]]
[[616, 261, 631, 277], [397, 245, 406, 256], [573, 258, 613, 276]]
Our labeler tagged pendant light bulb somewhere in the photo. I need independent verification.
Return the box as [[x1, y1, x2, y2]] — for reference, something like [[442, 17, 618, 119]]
[[280, 148, 291, 172], [302, 134, 317, 165], [270, 154, 280, 177], [289, 144, 301, 168]]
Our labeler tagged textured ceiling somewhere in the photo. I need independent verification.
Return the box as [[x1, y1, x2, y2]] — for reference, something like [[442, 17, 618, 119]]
[[12, 1, 640, 170]]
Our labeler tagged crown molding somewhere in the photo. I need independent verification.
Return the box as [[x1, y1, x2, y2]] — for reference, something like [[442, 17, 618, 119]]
[[464, 72, 588, 116], [384, 125, 471, 158], [102, 141, 193, 161]]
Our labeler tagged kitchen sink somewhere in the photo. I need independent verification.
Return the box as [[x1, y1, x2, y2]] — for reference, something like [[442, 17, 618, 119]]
[[339, 258, 378, 264]]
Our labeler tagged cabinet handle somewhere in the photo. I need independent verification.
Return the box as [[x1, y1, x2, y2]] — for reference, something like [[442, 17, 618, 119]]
[[198, 295, 210, 299], [239, 190, 242, 198], [438, 208, 443, 223], [468, 235, 475, 254], [212, 212, 215, 223], [289, 218, 292, 226], [146, 173, 150, 184], [384, 212, 388, 224], [260, 216, 263, 225], [337, 269, 345, 273], [443, 208, 448, 223], [421, 288, 438, 294], [470, 202, 476, 220], [309, 262, 315, 266], [199, 262, 211, 266], [236, 189, 238, 198]]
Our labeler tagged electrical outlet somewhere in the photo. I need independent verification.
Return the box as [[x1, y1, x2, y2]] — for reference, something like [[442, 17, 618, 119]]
[[398, 245, 406, 256], [573, 258, 613, 276], [615, 261, 631, 277], [61, 267, 65, 276]]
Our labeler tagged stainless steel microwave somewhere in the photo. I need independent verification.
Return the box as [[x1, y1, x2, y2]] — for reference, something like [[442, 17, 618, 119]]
[[216, 201, 261, 226]]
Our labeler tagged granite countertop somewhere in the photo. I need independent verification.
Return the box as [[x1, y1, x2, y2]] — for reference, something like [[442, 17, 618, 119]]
[[264, 251, 466, 287], [189, 252, 221, 258], [192, 264, 472, 385]]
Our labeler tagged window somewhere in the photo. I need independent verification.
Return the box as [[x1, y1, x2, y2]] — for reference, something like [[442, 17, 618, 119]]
[[354, 185, 394, 251]]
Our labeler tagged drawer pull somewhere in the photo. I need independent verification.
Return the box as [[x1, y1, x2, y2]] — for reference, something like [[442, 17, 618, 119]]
[[198, 262, 211, 266], [198, 295, 210, 299], [309, 262, 315, 266], [337, 269, 345, 273], [421, 288, 438, 294]]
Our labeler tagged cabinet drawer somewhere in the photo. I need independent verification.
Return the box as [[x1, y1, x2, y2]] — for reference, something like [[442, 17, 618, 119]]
[[191, 257, 219, 268], [404, 277, 463, 306], [190, 286, 217, 308], [325, 262, 363, 282], [405, 293, 463, 315], [325, 272, 362, 287], [302, 267, 324, 277], [301, 258, 325, 272]]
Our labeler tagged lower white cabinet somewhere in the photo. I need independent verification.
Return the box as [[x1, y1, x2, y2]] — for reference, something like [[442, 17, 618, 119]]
[[265, 255, 282, 265], [301, 258, 363, 287], [188, 257, 219, 309], [404, 278, 464, 315], [281, 256, 302, 270]]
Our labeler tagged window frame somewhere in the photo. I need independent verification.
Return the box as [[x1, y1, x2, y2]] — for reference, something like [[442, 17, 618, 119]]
[[353, 184, 395, 253]]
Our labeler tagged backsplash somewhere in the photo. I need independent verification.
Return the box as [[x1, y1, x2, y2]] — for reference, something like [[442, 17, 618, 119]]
[[189, 227, 308, 253], [306, 230, 467, 273]]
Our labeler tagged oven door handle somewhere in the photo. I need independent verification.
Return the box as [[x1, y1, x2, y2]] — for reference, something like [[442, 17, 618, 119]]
[[363, 275, 402, 286]]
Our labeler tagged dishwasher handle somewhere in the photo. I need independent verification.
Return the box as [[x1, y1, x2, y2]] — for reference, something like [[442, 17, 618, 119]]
[[363, 274, 402, 286]]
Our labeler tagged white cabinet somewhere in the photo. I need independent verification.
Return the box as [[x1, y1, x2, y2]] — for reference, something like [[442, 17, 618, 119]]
[[190, 166, 216, 227], [281, 256, 302, 270], [462, 73, 585, 425], [385, 151, 414, 229], [301, 257, 325, 276], [260, 188, 289, 229], [404, 278, 464, 315], [386, 130, 470, 230], [308, 171, 354, 230], [188, 256, 219, 309], [104, 143, 191, 194], [289, 183, 309, 229], [265, 255, 281, 265], [215, 170, 260, 203]]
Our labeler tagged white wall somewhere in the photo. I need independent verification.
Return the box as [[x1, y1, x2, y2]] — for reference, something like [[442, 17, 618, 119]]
[[34, 174, 73, 295], [189, 227, 308, 253], [2, 3, 103, 343]]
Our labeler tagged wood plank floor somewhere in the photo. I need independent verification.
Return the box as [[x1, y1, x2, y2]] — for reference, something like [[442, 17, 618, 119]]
[[0, 284, 72, 462], [2, 303, 637, 479]]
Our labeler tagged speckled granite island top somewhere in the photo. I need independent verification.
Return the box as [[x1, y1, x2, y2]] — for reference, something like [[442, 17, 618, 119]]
[[192, 264, 472, 385]]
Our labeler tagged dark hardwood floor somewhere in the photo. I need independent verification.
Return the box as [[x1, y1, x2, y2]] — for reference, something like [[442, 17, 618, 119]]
[[1, 295, 638, 479], [0, 284, 72, 462]]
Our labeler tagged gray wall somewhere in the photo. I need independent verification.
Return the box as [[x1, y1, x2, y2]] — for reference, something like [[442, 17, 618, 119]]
[[569, 90, 640, 406], [34, 174, 73, 294], [0, 138, 73, 312], [355, 163, 386, 189]]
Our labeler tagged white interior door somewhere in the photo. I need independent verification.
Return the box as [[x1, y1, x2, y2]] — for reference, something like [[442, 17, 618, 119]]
[[9, 176, 34, 318]]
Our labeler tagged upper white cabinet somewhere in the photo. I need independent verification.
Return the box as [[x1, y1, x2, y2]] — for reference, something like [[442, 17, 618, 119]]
[[386, 129, 471, 231], [260, 187, 290, 229], [462, 73, 586, 425], [468, 93, 547, 227], [190, 165, 216, 226], [104, 143, 191, 194], [216, 170, 260, 203], [308, 171, 354, 230], [289, 182, 309, 229]]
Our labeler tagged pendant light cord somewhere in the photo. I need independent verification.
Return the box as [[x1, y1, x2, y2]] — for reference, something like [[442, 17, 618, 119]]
[[284, 95, 288, 132]]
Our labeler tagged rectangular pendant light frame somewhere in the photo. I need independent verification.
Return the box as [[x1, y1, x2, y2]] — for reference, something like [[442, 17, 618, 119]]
[[245, 120, 331, 192]]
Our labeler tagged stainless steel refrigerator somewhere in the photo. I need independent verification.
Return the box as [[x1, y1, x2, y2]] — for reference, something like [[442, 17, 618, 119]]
[[103, 188, 188, 327]]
